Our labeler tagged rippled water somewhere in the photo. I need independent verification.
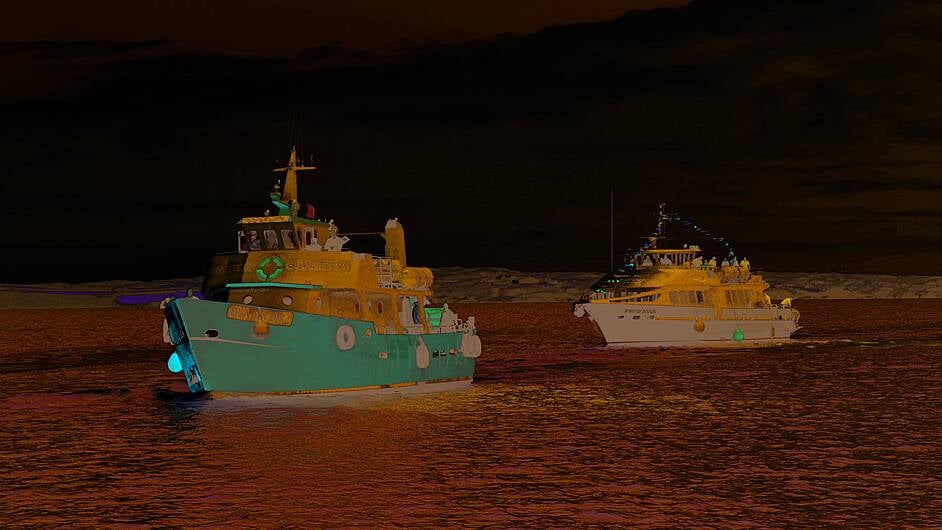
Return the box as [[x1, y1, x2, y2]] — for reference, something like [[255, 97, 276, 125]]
[[2, 300, 941, 527]]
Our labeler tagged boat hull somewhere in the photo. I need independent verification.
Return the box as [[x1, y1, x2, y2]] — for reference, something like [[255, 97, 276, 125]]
[[576, 302, 799, 344], [164, 298, 476, 393]]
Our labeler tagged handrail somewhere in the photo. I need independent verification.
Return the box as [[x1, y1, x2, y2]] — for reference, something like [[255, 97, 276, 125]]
[[224, 282, 322, 290]]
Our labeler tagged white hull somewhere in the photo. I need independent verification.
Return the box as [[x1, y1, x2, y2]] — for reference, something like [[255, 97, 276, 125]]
[[576, 303, 799, 344]]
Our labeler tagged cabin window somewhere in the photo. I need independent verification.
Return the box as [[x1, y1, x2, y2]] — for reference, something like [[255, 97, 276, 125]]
[[237, 230, 248, 253], [377, 300, 384, 313], [725, 291, 750, 308], [696, 291, 705, 304], [247, 231, 261, 250], [281, 229, 296, 249], [263, 230, 279, 249]]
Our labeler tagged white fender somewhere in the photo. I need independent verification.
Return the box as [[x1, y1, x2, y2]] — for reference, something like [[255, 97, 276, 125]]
[[461, 333, 482, 358], [162, 318, 171, 344], [415, 339, 430, 369], [336, 324, 356, 351]]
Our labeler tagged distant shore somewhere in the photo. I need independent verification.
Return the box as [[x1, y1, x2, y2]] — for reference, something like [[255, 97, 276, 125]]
[[2, 268, 941, 309]]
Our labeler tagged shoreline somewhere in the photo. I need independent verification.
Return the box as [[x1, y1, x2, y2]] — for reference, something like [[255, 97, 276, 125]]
[[2, 268, 942, 309]]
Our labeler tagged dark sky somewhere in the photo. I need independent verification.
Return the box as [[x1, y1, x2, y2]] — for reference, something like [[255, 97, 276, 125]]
[[2, 0, 941, 282], [3, 1, 686, 55]]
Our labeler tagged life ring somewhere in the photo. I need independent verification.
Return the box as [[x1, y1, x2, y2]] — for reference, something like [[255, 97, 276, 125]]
[[461, 333, 482, 358], [336, 324, 356, 351], [256, 255, 285, 282], [415, 339, 430, 369]]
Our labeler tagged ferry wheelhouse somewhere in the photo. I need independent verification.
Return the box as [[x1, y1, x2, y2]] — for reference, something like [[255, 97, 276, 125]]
[[574, 204, 800, 344]]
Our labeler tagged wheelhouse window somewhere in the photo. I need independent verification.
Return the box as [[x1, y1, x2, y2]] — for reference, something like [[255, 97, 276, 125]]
[[237, 230, 247, 253], [263, 230, 279, 249], [280, 229, 297, 249], [247, 230, 261, 250]]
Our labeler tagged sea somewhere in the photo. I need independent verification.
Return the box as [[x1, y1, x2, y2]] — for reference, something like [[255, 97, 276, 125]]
[[1, 300, 940, 527]]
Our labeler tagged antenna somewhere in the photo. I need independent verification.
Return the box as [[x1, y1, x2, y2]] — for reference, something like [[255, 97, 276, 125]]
[[610, 187, 614, 271]]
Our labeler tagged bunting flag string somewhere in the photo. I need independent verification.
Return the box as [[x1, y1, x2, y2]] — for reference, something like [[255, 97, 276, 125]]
[[664, 210, 736, 257]]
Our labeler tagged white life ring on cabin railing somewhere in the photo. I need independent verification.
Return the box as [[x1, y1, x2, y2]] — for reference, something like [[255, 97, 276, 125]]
[[461, 333, 482, 358], [336, 324, 356, 351], [415, 339, 430, 369]]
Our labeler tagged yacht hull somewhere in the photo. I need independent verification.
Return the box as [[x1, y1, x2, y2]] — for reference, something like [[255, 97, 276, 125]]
[[576, 302, 799, 344], [164, 298, 477, 393]]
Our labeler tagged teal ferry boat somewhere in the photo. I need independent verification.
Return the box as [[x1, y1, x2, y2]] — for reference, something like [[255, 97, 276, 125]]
[[161, 148, 481, 394]]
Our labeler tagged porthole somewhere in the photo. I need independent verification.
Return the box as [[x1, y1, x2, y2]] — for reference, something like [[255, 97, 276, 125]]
[[282, 295, 293, 306], [242, 295, 254, 304]]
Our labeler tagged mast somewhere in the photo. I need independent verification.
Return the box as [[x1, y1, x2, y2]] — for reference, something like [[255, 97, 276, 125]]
[[610, 187, 614, 271], [272, 146, 317, 205]]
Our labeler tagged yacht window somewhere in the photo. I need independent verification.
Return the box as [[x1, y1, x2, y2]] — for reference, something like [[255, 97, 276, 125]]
[[688, 291, 697, 305], [696, 291, 705, 304]]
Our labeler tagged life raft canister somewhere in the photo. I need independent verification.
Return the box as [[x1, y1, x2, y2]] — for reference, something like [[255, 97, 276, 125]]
[[461, 333, 482, 358], [415, 338, 430, 369], [256, 255, 285, 282], [336, 324, 356, 351]]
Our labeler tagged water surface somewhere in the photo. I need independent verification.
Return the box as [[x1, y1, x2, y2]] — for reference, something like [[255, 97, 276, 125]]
[[1, 300, 940, 527]]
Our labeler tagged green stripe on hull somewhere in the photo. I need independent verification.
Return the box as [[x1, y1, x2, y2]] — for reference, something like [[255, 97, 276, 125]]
[[167, 298, 475, 393]]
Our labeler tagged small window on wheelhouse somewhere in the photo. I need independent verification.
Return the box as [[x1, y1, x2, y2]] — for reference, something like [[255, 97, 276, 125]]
[[263, 230, 279, 249], [247, 231, 261, 250], [280, 229, 296, 249], [237, 230, 248, 253]]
